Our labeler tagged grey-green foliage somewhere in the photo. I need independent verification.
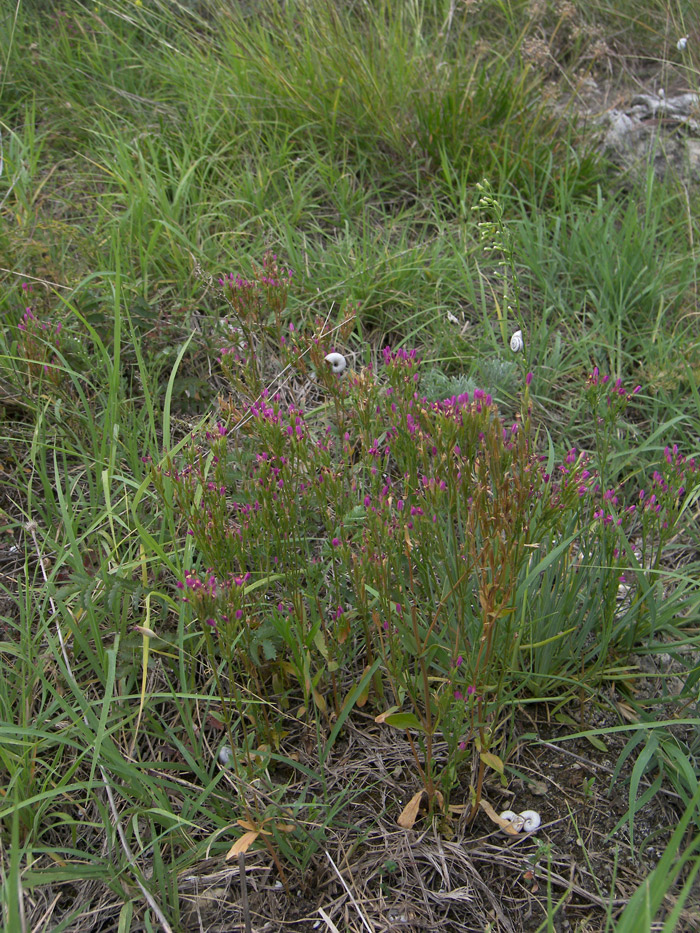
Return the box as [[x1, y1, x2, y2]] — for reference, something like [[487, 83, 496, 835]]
[[420, 357, 518, 405], [420, 367, 479, 402], [478, 356, 519, 400]]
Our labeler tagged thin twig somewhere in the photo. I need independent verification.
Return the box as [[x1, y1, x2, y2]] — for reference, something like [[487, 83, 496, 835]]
[[325, 849, 375, 933], [317, 906, 342, 933], [0, 267, 72, 290]]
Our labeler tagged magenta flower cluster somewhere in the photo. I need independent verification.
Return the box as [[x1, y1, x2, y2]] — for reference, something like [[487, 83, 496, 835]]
[[587, 366, 641, 401], [150, 330, 700, 777]]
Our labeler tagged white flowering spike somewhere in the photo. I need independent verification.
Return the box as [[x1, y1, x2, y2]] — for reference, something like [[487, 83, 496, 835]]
[[324, 352, 347, 374], [520, 810, 542, 832], [218, 745, 233, 766], [677, 37, 689, 51], [510, 329, 524, 353]]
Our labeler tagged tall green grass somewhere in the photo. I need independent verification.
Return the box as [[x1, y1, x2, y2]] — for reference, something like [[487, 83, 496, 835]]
[[2, 0, 700, 929]]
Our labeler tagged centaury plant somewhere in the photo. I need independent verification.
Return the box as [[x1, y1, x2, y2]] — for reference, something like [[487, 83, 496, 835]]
[[149, 262, 700, 836]]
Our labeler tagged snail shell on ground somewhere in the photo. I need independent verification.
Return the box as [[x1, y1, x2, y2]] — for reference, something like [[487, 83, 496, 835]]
[[218, 745, 233, 765], [499, 809, 541, 833], [324, 352, 347, 374], [510, 330, 524, 353], [520, 810, 541, 831], [500, 810, 525, 832]]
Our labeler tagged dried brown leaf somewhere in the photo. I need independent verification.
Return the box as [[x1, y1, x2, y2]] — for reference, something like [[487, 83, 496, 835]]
[[479, 799, 520, 835], [226, 831, 260, 859], [375, 706, 400, 724], [398, 790, 426, 829]]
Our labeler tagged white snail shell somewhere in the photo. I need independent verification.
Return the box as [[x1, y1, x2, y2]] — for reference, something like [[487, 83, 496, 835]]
[[500, 810, 525, 832], [677, 37, 688, 51], [520, 810, 542, 832], [218, 745, 233, 766], [324, 352, 347, 374], [499, 809, 541, 833], [510, 330, 524, 353]]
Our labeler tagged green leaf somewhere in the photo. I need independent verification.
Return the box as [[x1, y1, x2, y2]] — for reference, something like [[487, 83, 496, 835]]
[[383, 713, 424, 731], [479, 751, 504, 775], [555, 713, 607, 751], [313, 629, 329, 660], [261, 639, 277, 661], [118, 901, 134, 933], [585, 733, 608, 752]]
